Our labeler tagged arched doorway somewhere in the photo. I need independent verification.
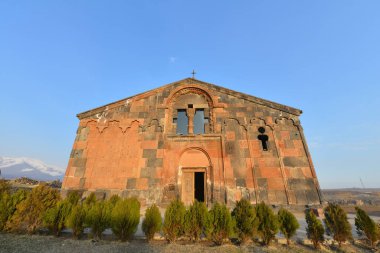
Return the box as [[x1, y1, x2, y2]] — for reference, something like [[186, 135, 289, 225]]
[[178, 148, 211, 205]]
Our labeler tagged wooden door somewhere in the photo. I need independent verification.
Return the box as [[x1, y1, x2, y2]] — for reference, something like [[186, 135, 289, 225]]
[[181, 171, 194, 205]]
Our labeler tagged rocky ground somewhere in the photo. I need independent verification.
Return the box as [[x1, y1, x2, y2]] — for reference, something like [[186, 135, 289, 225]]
[[2, 182, 380, 252], [1, 211, 379, 253], [0, 233, 379, 253]]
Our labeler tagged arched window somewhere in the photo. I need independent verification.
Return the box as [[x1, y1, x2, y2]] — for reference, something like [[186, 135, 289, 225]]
[[170, 88, 212, 135]]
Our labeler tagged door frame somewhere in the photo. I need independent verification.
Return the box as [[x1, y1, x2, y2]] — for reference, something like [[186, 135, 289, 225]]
[[181, 167, 207, 205]]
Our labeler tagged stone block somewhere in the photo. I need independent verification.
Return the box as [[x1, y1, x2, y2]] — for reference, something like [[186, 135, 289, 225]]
[[127, 178, 137, 189], [288, 178, 307, 190], [140, 167, 156, 178], [144, 130, 155, 140], [70, 149, 83, 158], [258, 190, 268, 202], [267, 190, 277, 203], [290, 167, 305, 178], [79, 178, 86, 188], [94, 191, 106, 200], [157, 139, 164, 148], [267, 177, 285, 190], [236, 178, 246, 187], [74, 167, 85, 177], [275, 190, 288, 204], [225, 141, 236, 154], [148, 178, 160, 187], [257, 178, 268, 189], [142, 149, 157, 159], [72, 158, 87, 167], [136, 178, 149, 190], [283, 157, 309, 167], [141, 140, 158, 149], [146, 158, 163, 167], [155, 158, 163, 167], [305, 189, 320, 204], [243, 148, 250, 158], [77, 127, 89, 141], [260, 167, 281, 178], [295, 190, 307, 204]]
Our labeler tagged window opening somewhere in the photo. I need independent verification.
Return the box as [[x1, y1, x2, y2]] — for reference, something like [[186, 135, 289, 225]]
[[188, 104, 193, 108], [194, 109, 205, 134], [176, 109, 188, 135], [258, 127, 269, 151]]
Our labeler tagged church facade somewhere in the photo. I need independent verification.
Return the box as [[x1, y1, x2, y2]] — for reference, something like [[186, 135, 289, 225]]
[[62, 78, 322, 206]]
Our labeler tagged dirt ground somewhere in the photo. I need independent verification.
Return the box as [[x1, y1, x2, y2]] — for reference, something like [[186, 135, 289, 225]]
[[1, 186, 379, 252], [0, 233, 379, 253]]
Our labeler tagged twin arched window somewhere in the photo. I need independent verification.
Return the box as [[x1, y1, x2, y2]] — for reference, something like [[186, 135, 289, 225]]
[[171, 90, 211, 135], [173, 105, 207, 135]]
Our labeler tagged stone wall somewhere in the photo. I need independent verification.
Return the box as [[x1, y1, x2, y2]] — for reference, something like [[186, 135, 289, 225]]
[[62, 78, 322, 206]]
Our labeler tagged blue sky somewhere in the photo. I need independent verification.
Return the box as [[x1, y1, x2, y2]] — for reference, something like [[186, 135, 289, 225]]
[[0, 1, 379, 188]]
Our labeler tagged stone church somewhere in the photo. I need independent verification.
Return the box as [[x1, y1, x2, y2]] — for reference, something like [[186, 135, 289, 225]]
[[62, 78, 322, 206]]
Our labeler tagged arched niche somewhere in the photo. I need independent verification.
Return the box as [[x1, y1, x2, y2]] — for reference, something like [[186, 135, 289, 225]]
[[177, 148, 213, 205], [179, 148, 211, 168]]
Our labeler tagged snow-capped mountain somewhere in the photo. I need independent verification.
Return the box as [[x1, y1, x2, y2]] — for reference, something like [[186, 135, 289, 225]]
[[0, 156, 65, 181]]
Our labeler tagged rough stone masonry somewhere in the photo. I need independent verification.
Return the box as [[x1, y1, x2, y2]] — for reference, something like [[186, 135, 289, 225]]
[[62, 78, 322, 207]]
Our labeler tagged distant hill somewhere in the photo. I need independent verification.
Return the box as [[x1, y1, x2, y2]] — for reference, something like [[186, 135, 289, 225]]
[[322, 188, 380, 192], [321, 188, 380, 206], [0, 156, 64, 181]]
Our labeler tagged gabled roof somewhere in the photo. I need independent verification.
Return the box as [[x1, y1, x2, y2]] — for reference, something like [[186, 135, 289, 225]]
[[77, 78, 302, 119]]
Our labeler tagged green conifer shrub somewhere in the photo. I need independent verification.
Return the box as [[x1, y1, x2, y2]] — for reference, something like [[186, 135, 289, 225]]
[[162, 199, 186, 243], [86, 201, 111, 240], [205, 202, 234, 245], [355, 207, 379, 248], [104, 195, 120, 222], [0, 189, 27, 231], [0, 193, 13, 231], [66, 191, 81, 205], [255, 202, 279, 246], [43, 202, 63, 236], [110, 197, 140, 241], [142, 204, 162, 241], [0, 179, 11, 197], [231, 198, 258, 244], [84, 192, 96, 205], [43, 191, 80, 236], [323, 203, 352, 247], [107, 195, 121, 207], [305, 209, 324, 249], [66, 203, 86, 239], [184, 200, 208, 242], [277, 208, 299, 246], [7, 184, 60, 234]]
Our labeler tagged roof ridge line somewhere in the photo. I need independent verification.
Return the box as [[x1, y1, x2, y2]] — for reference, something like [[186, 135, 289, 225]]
[[77, 78, 302, 119]]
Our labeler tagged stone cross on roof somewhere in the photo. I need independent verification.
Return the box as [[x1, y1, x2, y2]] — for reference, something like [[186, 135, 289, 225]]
[[191, 70, 196, 79]]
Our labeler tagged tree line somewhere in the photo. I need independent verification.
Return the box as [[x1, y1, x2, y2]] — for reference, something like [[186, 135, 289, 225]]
[[0, 180, 379, 249]]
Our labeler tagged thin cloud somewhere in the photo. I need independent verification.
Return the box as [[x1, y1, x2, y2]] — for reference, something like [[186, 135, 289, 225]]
[[169, 56, 177, 63]]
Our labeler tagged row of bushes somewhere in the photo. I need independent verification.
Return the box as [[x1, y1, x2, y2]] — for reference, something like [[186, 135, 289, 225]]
[[160, 198, 379, 249], [0, 182, 140, 241], [0, 180, 379, 249]]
